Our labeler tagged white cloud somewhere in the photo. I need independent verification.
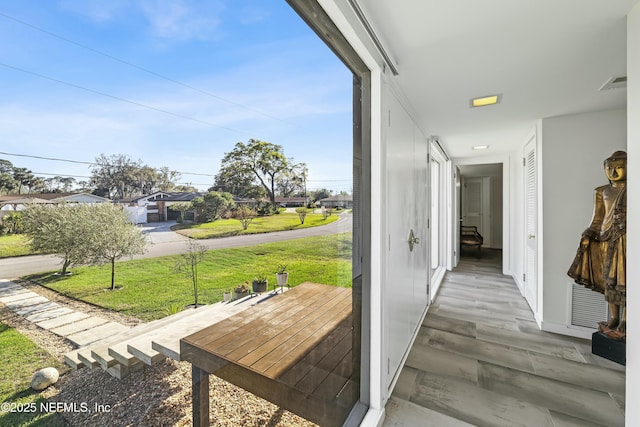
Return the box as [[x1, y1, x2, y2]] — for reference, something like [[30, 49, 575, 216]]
[[138, 0, 224, 41], [59, 0, 225, 42]]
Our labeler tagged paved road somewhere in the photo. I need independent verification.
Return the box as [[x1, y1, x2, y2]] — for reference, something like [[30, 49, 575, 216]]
[[0, 214, 352, 280]]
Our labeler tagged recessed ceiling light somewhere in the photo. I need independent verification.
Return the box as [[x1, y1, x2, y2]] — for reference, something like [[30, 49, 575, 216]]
[[470, 94, 501, 108], [472, 145, 490, 150]]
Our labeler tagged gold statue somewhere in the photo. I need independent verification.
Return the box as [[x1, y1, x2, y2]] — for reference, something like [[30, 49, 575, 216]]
[[568, 151, 626, 340]]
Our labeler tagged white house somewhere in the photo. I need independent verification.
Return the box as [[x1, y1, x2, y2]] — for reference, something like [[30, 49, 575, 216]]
[[0, 192, 108, 213], [283, 1, 640, 426]]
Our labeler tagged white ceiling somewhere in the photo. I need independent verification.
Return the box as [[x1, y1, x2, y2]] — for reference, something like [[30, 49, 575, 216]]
[[358, 0, 637, 159]]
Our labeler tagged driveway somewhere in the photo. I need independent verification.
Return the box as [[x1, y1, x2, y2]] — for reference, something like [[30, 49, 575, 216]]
[[139, 221, 190, 245], [0, 214, 353, 279]]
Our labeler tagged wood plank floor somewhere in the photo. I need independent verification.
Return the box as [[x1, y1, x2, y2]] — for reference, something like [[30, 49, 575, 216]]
[[384, 250, 626, 427]]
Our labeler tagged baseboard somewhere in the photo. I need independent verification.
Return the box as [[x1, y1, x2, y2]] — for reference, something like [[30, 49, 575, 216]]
[[511, 273, 525, 295], [541, 321, 595, 340]]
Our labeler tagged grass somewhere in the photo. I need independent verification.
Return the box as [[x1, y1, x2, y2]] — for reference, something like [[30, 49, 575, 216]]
[[0, 234, 35, 258], [172, 212, 340, 239], [24, 233, 352, 321], [0, 323, 68, 427]]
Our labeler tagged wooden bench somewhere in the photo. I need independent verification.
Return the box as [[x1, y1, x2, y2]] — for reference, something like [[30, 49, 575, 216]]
[[180, 282, 356, 427], [460, 225, 483, 257]]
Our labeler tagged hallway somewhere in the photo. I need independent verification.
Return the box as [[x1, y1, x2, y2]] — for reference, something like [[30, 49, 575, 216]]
[[383, 250, 625, 427]]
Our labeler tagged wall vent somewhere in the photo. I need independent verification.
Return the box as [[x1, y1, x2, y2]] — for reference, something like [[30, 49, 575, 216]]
[[599, 75, 627, 91], [571, 283, 608, 328]]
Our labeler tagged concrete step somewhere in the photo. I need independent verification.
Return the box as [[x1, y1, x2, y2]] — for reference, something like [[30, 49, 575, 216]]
[[107, 303, 232, 367], [150, 291, 284, 361], [69, 304, 222, 371], [63, 351, 84, 370], [66, 322, 129, 347], [96, 304, 222, 368]]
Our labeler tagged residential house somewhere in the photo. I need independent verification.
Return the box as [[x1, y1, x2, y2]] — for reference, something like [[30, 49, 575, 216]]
[[274, 196, 309, 207], [283, 1, 639, 426], [317, 194, 353, 209], [0, 192, 108, 218], [117, 192, 257, 223]]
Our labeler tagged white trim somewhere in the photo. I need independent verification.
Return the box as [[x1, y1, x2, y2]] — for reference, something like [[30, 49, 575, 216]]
[[541, 321, 595, 340], [453, 154, 511, 275]]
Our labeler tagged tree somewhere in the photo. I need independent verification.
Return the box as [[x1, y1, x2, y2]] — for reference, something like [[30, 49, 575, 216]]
[[90, 154, 142, 199], [175, 239, 208, 307], [311, 188, 332, 202], [25, 203, 147, 286], [90, 154, 180, 199], [276, 162, 307, 198], [13, 167, 35, 194], [234, 205, 257, 230], [191, 191, 235, 223], [295, 207, 308, 224], [169, 201, 192, 223], [0, 211, 23, 235], [23, 204, 93, 274], [0, 159, 17, 194], [211, 163, 266, 200], [83, 204, 147, 290], [218, 139, 290, 208]]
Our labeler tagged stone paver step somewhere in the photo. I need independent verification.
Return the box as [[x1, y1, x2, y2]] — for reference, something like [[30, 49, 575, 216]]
[[15, 301, 60, 317], [37, 311, 91, 330], [0, 291, 41, 304], [26, 307, 73, 323], [4, 296, 49, 310], [0, 285, 28, 296]]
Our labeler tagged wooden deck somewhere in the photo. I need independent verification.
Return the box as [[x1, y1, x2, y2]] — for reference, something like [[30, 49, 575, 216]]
[[180, 282, 357, 427]]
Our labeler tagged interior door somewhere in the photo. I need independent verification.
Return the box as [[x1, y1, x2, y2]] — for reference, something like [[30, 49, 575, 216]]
[[463, 177, 483, 231], [385, 96, 414, 390], [524, 135, 538, 312]]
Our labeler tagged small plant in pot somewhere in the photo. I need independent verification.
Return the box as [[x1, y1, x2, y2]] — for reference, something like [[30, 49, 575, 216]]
[[275, 264, 289, 289], [252, 273, 268, 293], [234, 282, 250, 300]]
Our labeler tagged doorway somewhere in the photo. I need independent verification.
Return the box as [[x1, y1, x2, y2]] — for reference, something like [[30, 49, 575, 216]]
[[458, 163, 503, 254]]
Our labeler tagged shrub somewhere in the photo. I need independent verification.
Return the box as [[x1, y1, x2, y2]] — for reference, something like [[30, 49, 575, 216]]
[[295, 207, 308, 224]]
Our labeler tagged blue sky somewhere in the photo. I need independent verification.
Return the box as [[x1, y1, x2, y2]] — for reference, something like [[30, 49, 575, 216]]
[[0, 0, 353, 193]]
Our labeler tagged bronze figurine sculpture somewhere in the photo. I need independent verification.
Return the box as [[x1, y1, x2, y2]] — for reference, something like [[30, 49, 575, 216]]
[[567, 151, 626, 341]]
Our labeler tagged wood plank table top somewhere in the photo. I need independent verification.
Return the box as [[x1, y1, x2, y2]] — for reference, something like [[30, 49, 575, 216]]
[[181, 282, 356, 427]]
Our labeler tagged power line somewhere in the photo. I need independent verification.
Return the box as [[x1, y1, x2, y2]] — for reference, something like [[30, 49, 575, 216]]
[[0, 61, 249, 135], [0, 11, 290, 125], [0, 150, 216, 177]]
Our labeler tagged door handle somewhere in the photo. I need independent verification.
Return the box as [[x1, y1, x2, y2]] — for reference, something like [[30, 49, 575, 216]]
[[528, 234, 536, 239], [408, 229, 420, 252]]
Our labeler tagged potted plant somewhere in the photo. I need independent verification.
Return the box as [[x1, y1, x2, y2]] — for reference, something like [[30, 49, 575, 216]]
[[252, 273, 268, 293], [234, 282, 250, 300], [275, 264, 289, 289], [223, 289, 232, 302]]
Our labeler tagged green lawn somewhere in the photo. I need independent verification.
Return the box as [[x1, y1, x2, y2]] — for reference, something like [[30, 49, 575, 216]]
[[173, 212, 340, 239], [24, 233, 352, 321], [0, 323, 67, 427], [0, 234, 35, 258]]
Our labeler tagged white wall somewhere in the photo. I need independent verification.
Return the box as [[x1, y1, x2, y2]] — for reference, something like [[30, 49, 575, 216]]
[[539, 110, 627, 331], [626, 3, 640, 426]]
